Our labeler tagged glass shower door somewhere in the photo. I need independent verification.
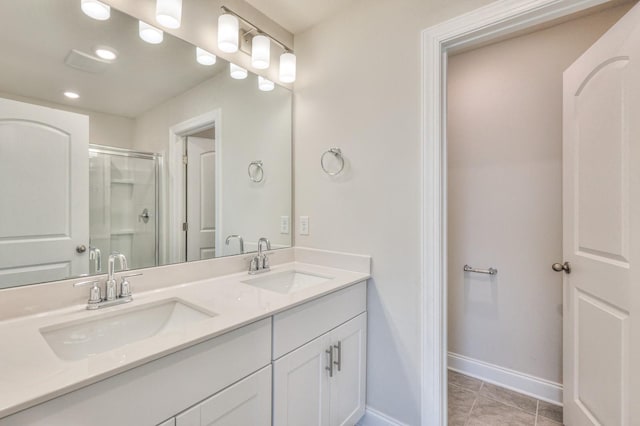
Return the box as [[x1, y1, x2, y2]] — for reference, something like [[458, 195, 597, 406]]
[[89, 146, 160, 273]]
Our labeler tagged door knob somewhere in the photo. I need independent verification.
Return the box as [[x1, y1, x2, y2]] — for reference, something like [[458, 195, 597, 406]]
[[552, 261, 571, 274], [76, 245, 87, 254]]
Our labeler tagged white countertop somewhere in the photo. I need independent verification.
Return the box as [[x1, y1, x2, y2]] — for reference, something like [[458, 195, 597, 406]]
[[0, 261, 369, 418]]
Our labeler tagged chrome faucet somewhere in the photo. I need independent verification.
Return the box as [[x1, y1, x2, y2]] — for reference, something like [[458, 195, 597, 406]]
[[74, 252, 140, 310], [89, 246, 102, 272], [249, 237, 271, 274], [225, 234, 244, 254]]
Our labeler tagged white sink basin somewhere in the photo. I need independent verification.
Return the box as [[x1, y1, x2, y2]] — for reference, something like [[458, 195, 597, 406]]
[[40, 299, 216, 361], [241, 270, 333, 294]]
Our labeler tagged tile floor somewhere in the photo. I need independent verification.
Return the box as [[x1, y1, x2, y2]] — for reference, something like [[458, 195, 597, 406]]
[[448, 370, 563, 425]]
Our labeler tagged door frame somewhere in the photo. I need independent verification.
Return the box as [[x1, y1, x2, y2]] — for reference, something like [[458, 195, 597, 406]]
[[420, 0, 615, 423], [168, 109, 223, 263]]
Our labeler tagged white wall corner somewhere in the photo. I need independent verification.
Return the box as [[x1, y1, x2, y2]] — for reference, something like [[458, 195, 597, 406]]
[[356, 406, 409, 426]]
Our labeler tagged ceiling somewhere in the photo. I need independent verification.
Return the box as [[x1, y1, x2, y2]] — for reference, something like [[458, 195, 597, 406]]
[[0, 0, 226, 118], [245, 0, 349, 34]]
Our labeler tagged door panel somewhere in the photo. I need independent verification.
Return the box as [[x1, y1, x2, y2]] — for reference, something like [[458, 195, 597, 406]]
[[186, 136, 216, 261], [563, 3, 640, 424], [0, 98, 89, 288]]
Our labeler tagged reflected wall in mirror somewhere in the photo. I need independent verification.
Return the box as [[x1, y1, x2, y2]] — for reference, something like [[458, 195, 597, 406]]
[[0, 0, 292, 289]]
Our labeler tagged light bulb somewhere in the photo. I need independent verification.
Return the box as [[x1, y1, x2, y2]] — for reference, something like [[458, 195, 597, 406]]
[[251, 35, 270, 70], [81, 0, 110, 21], [279, 52, 296, 83], [218, 14, 239, 53], [139, 21, 164, 44], [258, 76, 274, 92], [196, 47, 217, 66], [230, 63, 248, 79], [156, 0, 182, 29]]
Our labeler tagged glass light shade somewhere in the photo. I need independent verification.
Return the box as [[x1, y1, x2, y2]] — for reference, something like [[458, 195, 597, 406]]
[[218, 14, 239, 53], [94, 46, 118, 61], [156, 0, 182, 29], [258, 76, 275, 92], [230, 63, 248, 80], [139, 21, 164, 44], [279, 52, 296, 83], [251, 35, 270, 69], [81, 0, 110, 21], [196, 47, 217, 66]]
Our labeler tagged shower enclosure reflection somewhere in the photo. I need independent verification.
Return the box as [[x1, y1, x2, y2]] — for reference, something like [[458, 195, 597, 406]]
[[89, 146, 161, 273]]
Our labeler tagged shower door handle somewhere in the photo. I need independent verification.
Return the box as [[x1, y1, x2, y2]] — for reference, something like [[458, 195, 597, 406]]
[[552, 261, 571, 274]]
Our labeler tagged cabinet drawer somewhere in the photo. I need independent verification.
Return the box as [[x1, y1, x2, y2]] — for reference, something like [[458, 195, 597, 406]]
[[176, 365, 271, 426], [273, 282, 366, 359], [0, 319, 272, 426]]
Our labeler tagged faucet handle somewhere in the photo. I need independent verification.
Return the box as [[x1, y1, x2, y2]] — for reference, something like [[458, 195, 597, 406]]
[[119, 273, 142, 298], [74, 280, 102, 304]]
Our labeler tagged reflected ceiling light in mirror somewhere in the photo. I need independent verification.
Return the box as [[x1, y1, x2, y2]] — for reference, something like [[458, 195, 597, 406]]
[[64, 91, 80, 99], [218, 14, 239, 53], [252, 35, 270, 70], [156, 0, 182, 29], [230, 63, 248, 79], [81, 0, 110, 21], [279, 52, 296, 83], [258, 76, 274, 92], [196, 47, 217, 66], [139, 21, 164, 44], [94, 46, 118, 61]]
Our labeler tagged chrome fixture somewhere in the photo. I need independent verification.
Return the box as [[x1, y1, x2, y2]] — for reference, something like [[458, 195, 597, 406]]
[[74, 253, 140, 310], [248, 160, 264, 182], [249, 237, 271, 274], [321, 148, 345, 176], [89, 246, 102, 272], [463, 264, 498, 275], [552, 261, 571, 274], [225, 234, 245, 254]]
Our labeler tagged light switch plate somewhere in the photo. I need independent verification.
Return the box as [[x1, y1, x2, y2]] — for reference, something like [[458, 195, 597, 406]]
[[280, 216, 290, 234], [299, 216, 309, 235]]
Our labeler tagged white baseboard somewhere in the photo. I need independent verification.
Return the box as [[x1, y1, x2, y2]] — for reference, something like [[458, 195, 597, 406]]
[[356, 406, 407, 426], [448, 352, 563, 405]]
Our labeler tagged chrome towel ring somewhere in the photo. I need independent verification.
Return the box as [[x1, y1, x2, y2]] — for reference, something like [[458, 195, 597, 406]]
[[248, 160, 264, 182], [321, 148, 345, 176]]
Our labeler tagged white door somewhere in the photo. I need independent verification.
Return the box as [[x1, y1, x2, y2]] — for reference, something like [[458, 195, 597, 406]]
[[175, 366, 271, 426], [273, 334, 331, 426], [330, 313, 367, 426], [563, 4, 640, 425], [186, 136, 216, 261], [0, 97, 89, 288]]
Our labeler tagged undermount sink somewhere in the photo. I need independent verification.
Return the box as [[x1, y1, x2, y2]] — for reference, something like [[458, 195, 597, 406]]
[[241, 270, 333, 294], [40, 299, 216, 361]]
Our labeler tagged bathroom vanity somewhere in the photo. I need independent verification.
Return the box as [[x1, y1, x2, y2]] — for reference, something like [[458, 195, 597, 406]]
[[0, 248, 370, 426]]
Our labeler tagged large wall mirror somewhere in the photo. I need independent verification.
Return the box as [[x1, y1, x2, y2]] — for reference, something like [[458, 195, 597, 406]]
[[0, 0, 292, 289]]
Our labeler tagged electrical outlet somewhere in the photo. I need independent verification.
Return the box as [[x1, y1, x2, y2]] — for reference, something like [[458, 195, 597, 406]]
[[280, 216, 290, 234], [299, 216, 309, 236]]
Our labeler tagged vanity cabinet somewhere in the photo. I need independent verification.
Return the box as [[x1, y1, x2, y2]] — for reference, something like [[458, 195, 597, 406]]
[[174, 366, 272, 426], [272, 282, 367, 426]]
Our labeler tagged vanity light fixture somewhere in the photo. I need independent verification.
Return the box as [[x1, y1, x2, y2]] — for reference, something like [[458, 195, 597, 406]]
[[251, 35, 270, 69], [156, 0, 182, 29], [94, 46, 118, 61], [230, 63, 248, 79], [196, 47, 217, 66], [139, 21, 164, 44], [81, 0, 110, 21], [218, 13, 239, 53], [64, 91, 80, 99], [279, 52, 296, 83], [218, 6, 296, 82], [258, 76, 274, 92]]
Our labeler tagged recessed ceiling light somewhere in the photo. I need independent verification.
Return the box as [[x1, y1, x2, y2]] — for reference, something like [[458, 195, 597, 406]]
[[139, 21, 164, 44], [94, 46, 118, 61], [64, 91, 80, 99], [81, 0, 110, 21]]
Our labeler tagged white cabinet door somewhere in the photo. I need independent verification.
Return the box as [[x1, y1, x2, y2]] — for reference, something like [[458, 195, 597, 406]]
[[273, 334, 331, 426], [176, 366, 271, 426], [273, 313, 367, 426], [330, 313, 367, 426]]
